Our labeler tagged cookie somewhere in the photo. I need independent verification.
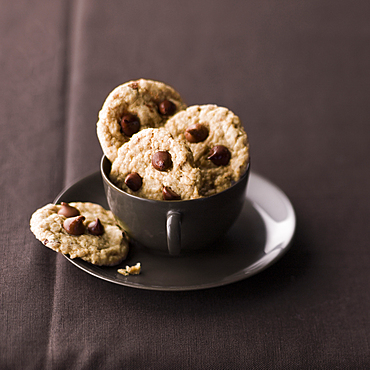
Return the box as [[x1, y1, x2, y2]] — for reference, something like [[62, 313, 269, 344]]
[[97, 79, 187, 162], [109, 128, 201, 200], [165, 104, 250, 196], [30, 202, 129, 266]]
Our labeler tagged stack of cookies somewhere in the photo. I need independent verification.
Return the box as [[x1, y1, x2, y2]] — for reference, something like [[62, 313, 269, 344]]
[[97, 79, 250, 200], [30, 79, 250, 267]]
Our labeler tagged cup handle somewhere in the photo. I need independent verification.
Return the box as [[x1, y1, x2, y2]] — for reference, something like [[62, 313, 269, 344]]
[[166, 210, 182, 255]]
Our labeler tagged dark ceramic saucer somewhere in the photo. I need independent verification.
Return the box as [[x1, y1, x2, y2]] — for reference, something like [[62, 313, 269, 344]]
[[54, 171, 295, 291]]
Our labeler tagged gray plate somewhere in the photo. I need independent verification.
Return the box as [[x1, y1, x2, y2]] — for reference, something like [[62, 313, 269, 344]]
[[54, 171, 296, 291]]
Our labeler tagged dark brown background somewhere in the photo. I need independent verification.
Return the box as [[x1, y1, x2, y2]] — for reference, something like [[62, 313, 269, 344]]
[[1, 0, 370, 368]]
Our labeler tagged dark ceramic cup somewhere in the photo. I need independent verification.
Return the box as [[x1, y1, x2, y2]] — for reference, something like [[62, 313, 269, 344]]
[[101, 155, 250, 256]]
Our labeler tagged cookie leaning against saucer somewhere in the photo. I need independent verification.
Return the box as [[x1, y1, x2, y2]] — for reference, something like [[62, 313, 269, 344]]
[[30, 202, 129, 266], [110, 128, 201, 200], [165, 104, 250, 196], [97, 79, 187, 162]]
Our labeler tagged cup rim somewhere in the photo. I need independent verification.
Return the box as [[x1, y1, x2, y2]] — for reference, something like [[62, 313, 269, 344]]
[[100, 155, 250, 204]]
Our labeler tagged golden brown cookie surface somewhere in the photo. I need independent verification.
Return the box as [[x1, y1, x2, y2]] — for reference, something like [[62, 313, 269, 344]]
[[97, 79, 187, 162], [30, 202, 129, 266], [110, 128, 201, 200], [165, 105, 250, 196]]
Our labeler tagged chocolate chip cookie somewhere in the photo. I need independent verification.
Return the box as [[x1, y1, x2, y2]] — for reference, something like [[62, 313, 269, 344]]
[[97, 79, 187, 162], [165, 105, 250, 196], [109, 128, 201, 200], [30, 202, 129, 266]]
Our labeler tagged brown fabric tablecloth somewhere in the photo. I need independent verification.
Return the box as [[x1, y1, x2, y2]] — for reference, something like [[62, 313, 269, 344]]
[[1, 0, 370, 368]]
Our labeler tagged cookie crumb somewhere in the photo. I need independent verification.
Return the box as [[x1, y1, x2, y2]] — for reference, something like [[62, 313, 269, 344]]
[[118, 262, 141, 276]]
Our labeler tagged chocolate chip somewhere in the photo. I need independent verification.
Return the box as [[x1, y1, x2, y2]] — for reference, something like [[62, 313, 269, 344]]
[[120, 113, 140, 137], [152, 151, 172, 171], [125, 172, 142, 191], [88, 218, 105, 236], [158, 100, 176, 116], [163, 186, 181, 200], [63, 215, 86, 235], [207, 145, 231, 166], [129, 82, 139, 89], [184, 123, 209, 143], [58, 202, 80, 218]]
